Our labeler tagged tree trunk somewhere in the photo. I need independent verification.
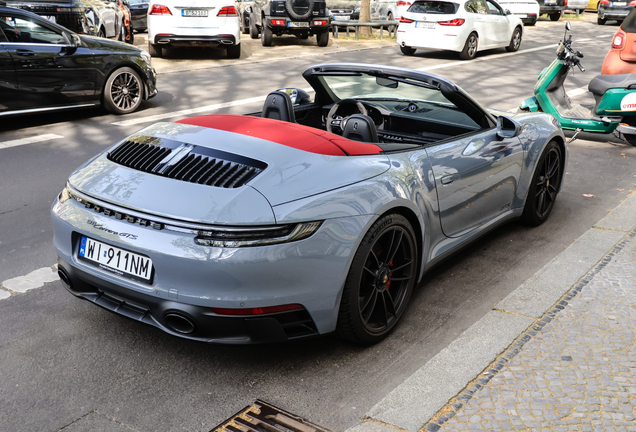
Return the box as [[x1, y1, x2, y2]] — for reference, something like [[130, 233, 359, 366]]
[[359, 0, 372, 36]]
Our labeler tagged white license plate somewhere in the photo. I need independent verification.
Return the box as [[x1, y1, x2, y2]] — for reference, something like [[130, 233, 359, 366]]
[[613, 1, 627, 5], [182, 9, 208, 17], [544, 1, 556, 4], [288, 21, 310, 27], [516, 13, 527, 17], [79, 236, 153, 282], [415, 21, 435, 29], [333, 15, 351, 20]]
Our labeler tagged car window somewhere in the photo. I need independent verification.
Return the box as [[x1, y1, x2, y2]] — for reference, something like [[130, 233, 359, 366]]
[[407, 1, 459, 14], [0, 15, 66, 44], [464, 0, 488, 13], [485, 0, 502, 14]]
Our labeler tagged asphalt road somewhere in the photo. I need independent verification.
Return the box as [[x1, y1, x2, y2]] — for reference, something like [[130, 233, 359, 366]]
[[1, 16, 635, 432]]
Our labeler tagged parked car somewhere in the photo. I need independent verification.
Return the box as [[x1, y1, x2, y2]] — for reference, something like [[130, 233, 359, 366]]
[[397, 0, 524, 59], [566, 0, 588, 13], [328, 0, 397, 21], [0, 5, 156, 116], [496, 0, 540, 25], [602, 6, 636, 73], [5, 0, 128, 39], [52, 62, 566, 345], [586, 0, 600, 9], [536, 0, 566, 20], [597, 0, 634, 25], [236, 0, 256, 34], [250, 0, 330, 46], [114, 0, 134, 43], [395, 0, 412, 17], [127, 0, 148, 32], [147, 0, 241, 58]]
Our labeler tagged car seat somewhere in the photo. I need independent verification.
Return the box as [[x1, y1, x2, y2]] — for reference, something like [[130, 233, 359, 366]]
[[261, 91, 296, 122], [342, 114, 379, 143]]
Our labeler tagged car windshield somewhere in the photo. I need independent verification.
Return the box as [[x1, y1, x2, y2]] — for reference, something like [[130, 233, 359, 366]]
[[320, 73, 480, 128], [407, 1, 459, 14]]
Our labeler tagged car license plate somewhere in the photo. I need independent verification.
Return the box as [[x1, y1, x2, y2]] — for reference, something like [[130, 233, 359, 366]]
[[78, 236, 153, 283], [288, 21, 310, 27], [544, 0, 556, 4], [613, 1, 626, 5], [516, 13, 527, 17], [182, 9, 208, 17], [415, 21, 435, 29], [333, 15, 351, 20]]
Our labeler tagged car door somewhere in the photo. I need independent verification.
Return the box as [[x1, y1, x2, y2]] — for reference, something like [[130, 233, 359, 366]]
[[464, 0, 491, 48], [484, 0, 511, 46], [0, 12, 97, 110], [0, 23, 19, 113], [424, 123, 523, 238]]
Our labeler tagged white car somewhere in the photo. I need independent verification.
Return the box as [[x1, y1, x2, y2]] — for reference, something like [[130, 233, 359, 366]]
[[565, 0, 587, 14], [496, 0, 540, 25], [147, 0, 241, 58], [396, 0, 524, 59]]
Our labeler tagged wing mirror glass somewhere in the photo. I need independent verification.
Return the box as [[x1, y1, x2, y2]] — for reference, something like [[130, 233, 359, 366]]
[[496, 115, 522, 140], [277, 88, 312, 105], [505, 9, 511, 15], [565, 21, 571, 31]]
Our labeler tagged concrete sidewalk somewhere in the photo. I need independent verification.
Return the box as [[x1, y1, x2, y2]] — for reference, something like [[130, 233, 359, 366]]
[[347, 190, 636, 431]]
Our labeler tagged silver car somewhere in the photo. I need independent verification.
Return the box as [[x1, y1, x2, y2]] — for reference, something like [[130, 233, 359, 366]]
[[52, 63, 566, 345]]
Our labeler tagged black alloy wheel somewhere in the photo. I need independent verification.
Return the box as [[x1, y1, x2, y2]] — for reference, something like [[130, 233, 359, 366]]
[[103, 67, 143, 115], [521, 141, 562, 226], [337, 214, 418, 344]]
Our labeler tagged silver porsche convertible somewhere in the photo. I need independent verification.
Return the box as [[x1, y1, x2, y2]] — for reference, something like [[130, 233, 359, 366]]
[[51, 63, 566, 345]]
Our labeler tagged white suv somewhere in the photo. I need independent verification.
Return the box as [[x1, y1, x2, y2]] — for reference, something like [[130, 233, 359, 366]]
[[147, 0, 241, 58]]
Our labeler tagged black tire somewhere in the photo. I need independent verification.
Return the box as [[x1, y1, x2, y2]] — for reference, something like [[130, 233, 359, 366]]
[[227, 43, 241, 59], [387, 11, 394, 20], [316, 29, 329, 47], [148, 42, 162, 58], [103, 67, 143, 115], [249, 14, 259, 39], [459, 32, 478, 60], [527, 19, 537, 26], [261, 18, 273, 46], [400, 45, 416, 55], [336, 213, 418, 345], [118, 22, 126, 41], [520, 141, 563, 226], [241, 14, 249, 34], [285, 0, 314, 20], [624, 134, 636, 146], [577, 8, 584, 14], [506, 27, 522, 52], [127, 23, 134, 44], [598, 16, 607, 25], [550, 12, 560, 21], [97, 27, 106, 38]]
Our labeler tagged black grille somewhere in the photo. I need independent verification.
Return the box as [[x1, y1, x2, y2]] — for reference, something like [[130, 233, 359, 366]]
[[107, 140, 266, 188]]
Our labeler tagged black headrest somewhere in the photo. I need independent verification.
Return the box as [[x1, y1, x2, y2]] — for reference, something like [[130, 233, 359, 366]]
[[261, 91, 296, 123], [342, 114, 379, 143]]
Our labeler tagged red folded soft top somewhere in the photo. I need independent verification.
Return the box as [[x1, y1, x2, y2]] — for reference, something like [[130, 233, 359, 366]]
[[176, 114, 383, 156]]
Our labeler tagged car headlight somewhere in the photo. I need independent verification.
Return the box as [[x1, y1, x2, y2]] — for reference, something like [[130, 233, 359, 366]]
[[58, 183, 73, 203], [195, 221, 323, 247], [139, 49, 151, 65]]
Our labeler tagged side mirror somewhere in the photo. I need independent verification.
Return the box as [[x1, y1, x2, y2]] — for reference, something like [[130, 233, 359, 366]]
[[505, 9, 511, 14], [565, 21, 571, 31], [496, 115, 522, 139], [277, 87, 311, 105]]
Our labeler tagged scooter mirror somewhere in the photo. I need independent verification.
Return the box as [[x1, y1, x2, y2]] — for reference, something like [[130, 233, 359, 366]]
[[565, 21, 571, 31], [576, 51, 584, 58]]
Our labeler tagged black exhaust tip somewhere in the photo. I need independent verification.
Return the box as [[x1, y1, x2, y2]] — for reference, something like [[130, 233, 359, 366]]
[[164, 313, 196, 334], [58, 268, 72, 290]]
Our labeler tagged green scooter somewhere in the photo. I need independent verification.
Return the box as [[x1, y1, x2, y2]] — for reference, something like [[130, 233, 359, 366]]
[[520, 22, 636, 146]]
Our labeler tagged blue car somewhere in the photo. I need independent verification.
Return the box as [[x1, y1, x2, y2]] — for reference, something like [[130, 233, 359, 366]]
[[52, 63, 566, 345]]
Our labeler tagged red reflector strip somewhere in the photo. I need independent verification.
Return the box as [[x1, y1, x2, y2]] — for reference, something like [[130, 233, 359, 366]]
[[313, 20, 328, 25], [271, 19, 286, 25], [211, 304, 304, 316]]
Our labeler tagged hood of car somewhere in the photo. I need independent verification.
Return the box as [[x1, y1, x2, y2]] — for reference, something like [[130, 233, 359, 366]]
[[67, 118, 390, 225], [79, 34, 143, 53]]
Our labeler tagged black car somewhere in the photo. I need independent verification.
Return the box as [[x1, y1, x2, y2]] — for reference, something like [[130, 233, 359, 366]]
[[6, 0, 128, 39], [0, 6, 157, 116], [250, 0, 330, 46], [127, 0, 147, 31], [598, 0, 633, 25], [536, 0, 566, 20]]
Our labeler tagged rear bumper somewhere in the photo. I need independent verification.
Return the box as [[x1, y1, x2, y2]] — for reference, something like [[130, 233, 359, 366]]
[[539, 5, 565, 13], [265, 16, 330, 33], [153, 34, 238, 46], [598, 6, 631, 19]]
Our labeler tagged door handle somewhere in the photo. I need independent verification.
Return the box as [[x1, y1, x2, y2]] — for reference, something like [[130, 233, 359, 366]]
[[15, 49, 35, 56], [441, 174, 458, 185]]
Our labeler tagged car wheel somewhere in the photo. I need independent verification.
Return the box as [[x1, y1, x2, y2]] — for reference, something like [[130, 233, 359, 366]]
[[316, 29, 329, 47], [400, 45, 416, 55], [336, 213, 418, 345], [261, 18, 273, 46], [527, 19, 537, 26], [227, 43, 241, 59], [241, 15, 249, 34], [598, 16, 607, 25], [103, 67, 143, 115], [285, 0, 314, 20], [387, 11, 393, 20], [577, 8, 584, 14], [148, 42, 162, 58], [624, 134, 636, 146], [118, 22, 126, 41], [127, 23, 135, 44], [550, 12, 560, 21], [520, 141, 563, 226], [249, 14, 259, 39], [506, 27, 522, 52], [97, 27, 106, 38], [459, 32, 478, 60]]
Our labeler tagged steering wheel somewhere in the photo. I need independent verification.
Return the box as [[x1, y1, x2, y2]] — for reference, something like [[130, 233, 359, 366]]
[[326, 98, 368, 134]]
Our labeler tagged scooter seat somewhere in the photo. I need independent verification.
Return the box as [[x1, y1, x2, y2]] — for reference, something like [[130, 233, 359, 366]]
[[588, 73, 636, 96]]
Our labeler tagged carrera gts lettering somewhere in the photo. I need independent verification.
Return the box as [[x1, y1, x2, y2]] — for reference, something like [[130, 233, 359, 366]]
[[87, 220, 138, 240]]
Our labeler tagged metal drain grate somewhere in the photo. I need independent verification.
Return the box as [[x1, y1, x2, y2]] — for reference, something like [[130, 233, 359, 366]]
[[211, 400, 331, 432]]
